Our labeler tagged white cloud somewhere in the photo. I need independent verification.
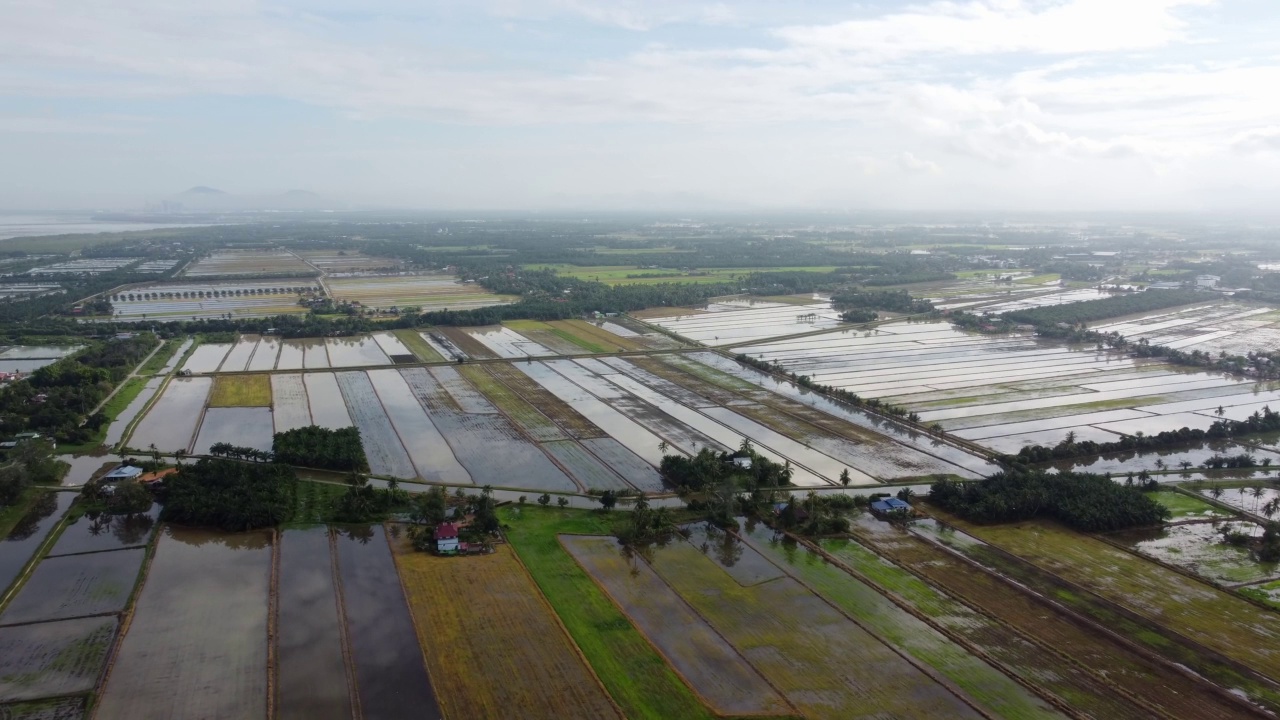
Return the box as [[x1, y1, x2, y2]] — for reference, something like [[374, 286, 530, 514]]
[[1233, 127, 1280, 154], [897, 151, 942, 174]]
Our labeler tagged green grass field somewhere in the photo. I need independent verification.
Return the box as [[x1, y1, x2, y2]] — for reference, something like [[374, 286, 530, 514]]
[[1147, 490, 1234, 520], [208, 375, 272, 407], [499, 506, 719, 720], [392, 328, 446, 362]]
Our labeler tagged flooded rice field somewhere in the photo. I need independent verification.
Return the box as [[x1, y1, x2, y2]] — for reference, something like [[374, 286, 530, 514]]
[[335, 371, 416, 479], [0, 616, 117, 702], [246, 335, 280, 371], [217, 335, 259, 371], [730, 319, 1280, 458], [1112, 521, 1280, 585], [103, 376, 163, 446], [560, 534, 792, 717], [47, 505, 158, 556], [191, 407, 274, 455], [0, 493, 75, 596], [271, 374, 313, 432], [127, 376, 213, 452], [303, 372, 354, 430], [95, 527, 271, 720], [367, 370, 471, 484], [325, 335, 390, 367], [462, 326, 554, 359], [543, 440, 632, 491], [180, 343, 231, 373], [332, 526, 441, 720], [277, 528, 353, 720], [1094, 301, 1280, 356], [648, 300, 843, 345], [0, 548, 144, 625]]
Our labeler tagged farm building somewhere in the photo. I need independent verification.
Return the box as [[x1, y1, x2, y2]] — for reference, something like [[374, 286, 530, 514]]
[[103, 465, 145, 482], [870, 497, 912, 517], [434, 523, 460, 554]]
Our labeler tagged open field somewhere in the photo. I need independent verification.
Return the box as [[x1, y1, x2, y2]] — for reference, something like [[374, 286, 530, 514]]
[[184, 250, 314, 276], [1093, 300, 1280, 356], [394, 537, 621, 720], [847, 514, 1254, 718], [276, 528, 353, 720], [561, 534, 790, 716], [0, 617, 117, 702], [333, 526, 441, 719], [501, 507, 719, 720], [1147, 490, 1235, 520], [108, 279, 318, 321], [1111, 520, 1280, 585], [0, 548, 144, 625], [0, 697, 85, 720], [95, 527, 271, 720], [327, 273, 515, 310], [207, 374, 271, 407], [391, 328, 445, 362]]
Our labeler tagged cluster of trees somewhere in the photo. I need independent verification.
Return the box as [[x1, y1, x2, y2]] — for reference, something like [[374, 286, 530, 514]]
[[945, 310, 1017, 334], [615, 494, 677, 546], [272, 426, 367, 471], [1001, 289, 1204, 327], [659, 442, 794, 493], [832, 289, 934, 314], [930, 471, 1169, 532], [0, 334, 158, 444], [403, 484, 500, 550], [0, 440, 65, 507], [774, 492, 859, 535], [1007, 408, 1280, 464], [159, 457, 296, 531], [332, 475, 410, 523]]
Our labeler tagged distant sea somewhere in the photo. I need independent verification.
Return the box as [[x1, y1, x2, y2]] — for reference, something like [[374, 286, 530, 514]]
[[0, 214, 215, 241]]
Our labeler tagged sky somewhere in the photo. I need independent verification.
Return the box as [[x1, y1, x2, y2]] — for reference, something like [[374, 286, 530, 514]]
[[2, 0, 1280, 213]]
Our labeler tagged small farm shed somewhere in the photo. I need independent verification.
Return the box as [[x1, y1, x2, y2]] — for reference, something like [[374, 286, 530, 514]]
[[870, 497, 911, 516], [435, 523, 460, 554]]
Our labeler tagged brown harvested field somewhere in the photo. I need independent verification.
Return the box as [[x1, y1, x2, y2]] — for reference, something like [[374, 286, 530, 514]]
[[561, 535, 792, 717], [458, 365, 567, 442], [436, 327, 499, 359], [944, 513, 1280, 687], [392, 538, 622, 720], [484, 363, 606, 439], [628, 356, 755, 407], [847, 516, 1254, 719]]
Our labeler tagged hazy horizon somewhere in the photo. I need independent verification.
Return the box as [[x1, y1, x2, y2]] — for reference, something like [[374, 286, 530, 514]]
[[4, 1, 1280, 214]]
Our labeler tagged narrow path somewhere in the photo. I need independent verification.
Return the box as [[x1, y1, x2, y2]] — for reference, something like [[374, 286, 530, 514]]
[[87, 339, 166, 418]]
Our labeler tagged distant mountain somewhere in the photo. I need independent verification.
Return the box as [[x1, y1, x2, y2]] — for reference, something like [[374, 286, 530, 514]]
[[163, 187, 332, 212]]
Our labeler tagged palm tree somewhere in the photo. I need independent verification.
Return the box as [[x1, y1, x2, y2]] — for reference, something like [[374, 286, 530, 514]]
[[1251, 485, 1266, 515], [174, 449, 186, 466], [1210, 485, 1225, 502]]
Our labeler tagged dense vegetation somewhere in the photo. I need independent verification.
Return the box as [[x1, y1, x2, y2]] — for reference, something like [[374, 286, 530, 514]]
[[1001, 289, 1204, 326], [0, 440, 65, 507], [930, 471, 1170, 531], [0, 334, 157, 444], [160, 457, 297, 531], [831, 289, 933, 314], [272, 426, 367, 471], [659, 443, 795, 492]]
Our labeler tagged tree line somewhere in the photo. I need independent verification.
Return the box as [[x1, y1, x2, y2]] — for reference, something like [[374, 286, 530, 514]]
[[159, 457, 296, 531], [930, 471, 1169, 532]]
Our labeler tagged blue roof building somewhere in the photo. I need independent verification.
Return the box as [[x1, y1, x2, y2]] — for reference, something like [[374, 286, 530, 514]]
[[103, 465, 144, 482], [870, 497, 911, 515]]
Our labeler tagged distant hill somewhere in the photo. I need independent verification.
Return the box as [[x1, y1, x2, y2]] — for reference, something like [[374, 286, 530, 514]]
[[164, 187, 331, 212]]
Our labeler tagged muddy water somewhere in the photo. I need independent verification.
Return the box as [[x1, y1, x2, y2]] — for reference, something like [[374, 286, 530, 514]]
[[277, 528, 353, 720], [325, 336, 390, 367], [333, 526, 441, 720], [276, 341, 306, 370], [158, 338, 194, 374], [0, 492, 75, 596], [302, 339, 331, 369], [246, 336, 281, 372], [0, 616, 118, 702], [217, 335, 260, 372], [181, 343, 232, 373]]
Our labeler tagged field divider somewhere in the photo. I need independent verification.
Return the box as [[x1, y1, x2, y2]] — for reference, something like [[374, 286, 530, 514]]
[[908, 514, 1280, 717], [552, 532, 788, 718], [328, 528, 363, 720], [90, 521, 165, 720], [718, 525, 997, 720], [782, 529, 1086, 720], [266, 528, 279, 720]]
